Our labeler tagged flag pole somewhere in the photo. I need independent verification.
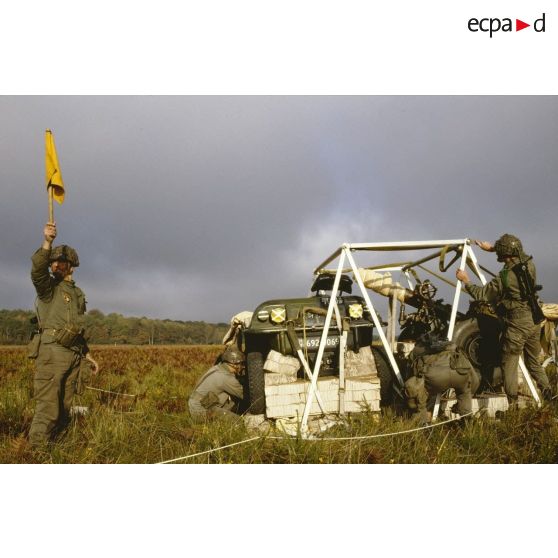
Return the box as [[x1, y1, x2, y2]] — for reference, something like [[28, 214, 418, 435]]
[[48, 185, 54, 223]]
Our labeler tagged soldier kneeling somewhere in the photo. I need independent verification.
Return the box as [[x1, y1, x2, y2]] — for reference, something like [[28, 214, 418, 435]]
[[405, 333, 480, 424], [188, 346, 245, 421]]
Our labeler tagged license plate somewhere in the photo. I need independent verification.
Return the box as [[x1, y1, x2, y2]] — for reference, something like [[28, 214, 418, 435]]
[[303, 336, 340, 349]]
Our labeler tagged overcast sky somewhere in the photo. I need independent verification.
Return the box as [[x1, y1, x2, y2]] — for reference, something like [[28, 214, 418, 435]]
[[1, 96, 557, 322]]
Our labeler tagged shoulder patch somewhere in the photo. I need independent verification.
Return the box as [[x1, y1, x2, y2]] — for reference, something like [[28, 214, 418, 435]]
[[499, 269, 509, 290]]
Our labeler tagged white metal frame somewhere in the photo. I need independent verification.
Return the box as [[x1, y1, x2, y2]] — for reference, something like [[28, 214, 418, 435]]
[[299, 238, 541, 431]]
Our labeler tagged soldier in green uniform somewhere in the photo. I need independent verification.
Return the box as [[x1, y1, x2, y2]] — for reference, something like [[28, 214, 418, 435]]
[[404, 334, 480, 424], [456, 235, 552, 408], [28, 222, 99, 447], [188, 346, 245, 420]]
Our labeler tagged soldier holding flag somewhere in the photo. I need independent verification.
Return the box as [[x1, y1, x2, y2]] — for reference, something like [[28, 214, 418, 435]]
[[28, 131, 99, 448]]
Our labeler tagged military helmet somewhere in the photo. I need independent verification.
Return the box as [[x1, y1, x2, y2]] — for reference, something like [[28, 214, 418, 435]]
[[50, 245, 80, 267], [494, 234, 523, 262], [222, 346, 246, 365]]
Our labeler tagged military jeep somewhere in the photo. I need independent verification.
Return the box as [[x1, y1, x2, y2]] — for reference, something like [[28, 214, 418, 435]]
[[240, 274, 375, 415]]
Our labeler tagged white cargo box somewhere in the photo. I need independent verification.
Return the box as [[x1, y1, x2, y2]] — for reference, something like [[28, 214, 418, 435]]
[[440, 393, 514, 418], [264, 375, 381, 419]]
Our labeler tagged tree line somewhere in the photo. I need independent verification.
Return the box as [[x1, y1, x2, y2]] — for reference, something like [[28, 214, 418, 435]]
[[0, 309, 229, 346]]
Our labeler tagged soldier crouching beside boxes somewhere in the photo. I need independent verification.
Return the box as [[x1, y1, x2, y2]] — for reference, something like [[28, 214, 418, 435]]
[[188, 346, 245, 420], [404, 333, 480, 424], [28, 222, 99, 448]]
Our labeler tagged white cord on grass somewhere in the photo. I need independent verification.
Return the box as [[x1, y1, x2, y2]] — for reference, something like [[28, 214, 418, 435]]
[[268, 412, 474, 441], [157, 413, 472, 463], [157, 436, 261, 464], [85, 386, 138, 398]]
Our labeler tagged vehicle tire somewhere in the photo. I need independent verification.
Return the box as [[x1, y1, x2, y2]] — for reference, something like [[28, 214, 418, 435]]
[[451, 318, 483, 369], [451, 317, 502, 391], [372, 347, 405, 408], [245, 350, 266, 415]]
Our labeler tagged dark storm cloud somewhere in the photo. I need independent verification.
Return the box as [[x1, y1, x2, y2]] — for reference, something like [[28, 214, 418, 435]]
[[1, 96, 557, 321]]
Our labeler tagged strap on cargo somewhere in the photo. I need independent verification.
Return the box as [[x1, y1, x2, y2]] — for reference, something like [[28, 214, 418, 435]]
[[439, 245, 461, 272], [286, 321, 301, 352], [286, 320, 326, 413]]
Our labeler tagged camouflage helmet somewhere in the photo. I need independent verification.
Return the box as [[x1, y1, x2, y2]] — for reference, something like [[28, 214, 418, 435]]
[[50, 245, 80, 267], [221, 346, 246, 365], [494, 234, 523, 262]]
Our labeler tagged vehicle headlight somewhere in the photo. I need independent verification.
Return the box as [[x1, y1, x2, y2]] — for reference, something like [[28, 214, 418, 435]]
[[257, 310, 270, 321], [270, 306, 286, 324], [348, 304, 363, 319]]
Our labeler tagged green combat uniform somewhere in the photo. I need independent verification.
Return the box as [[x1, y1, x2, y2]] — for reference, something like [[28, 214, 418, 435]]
[[405, 341, 480, 423], [188, 363, 244, 420], [464, 253, 551, 405], [29, 246, 89, 447]]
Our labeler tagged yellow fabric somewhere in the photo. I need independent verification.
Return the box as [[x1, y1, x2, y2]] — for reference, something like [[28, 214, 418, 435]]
[[355, 268, 407, 302], [542, 303, 558, 321], [540, 321, 555, 357], [45, 130, 65, 204]]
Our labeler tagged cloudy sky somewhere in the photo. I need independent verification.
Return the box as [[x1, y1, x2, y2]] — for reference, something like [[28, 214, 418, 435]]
[[1, 96, 557, 322]]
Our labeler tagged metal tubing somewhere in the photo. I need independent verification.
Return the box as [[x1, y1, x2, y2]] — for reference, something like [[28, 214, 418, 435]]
[[345, 248, 405, 387], [314, 240, 470, 275], [447, 242, 469, 341], [317, 263, 413, 275], [286, 323, 326, 412], [313, 247, 343, 275], [416, 264, 463, 290], [401, 245, 460, 272], [347, 239, 468, 251], [301, 250, 346, 429], [339, 325, 348, 416], [333, 301, 346, 415], [388, 295, 398, 352], [434, 242, 469, 420], [464, 245, 488, 289], [404, 270, 415, 290]]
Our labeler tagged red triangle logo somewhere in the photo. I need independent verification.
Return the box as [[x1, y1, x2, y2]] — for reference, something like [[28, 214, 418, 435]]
[[516, 19, 530, 31]]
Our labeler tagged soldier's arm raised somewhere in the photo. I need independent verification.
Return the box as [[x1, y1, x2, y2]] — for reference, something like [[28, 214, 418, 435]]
[[456, 268, 502, 303], [30, 222, 56, 300], [474, 239, 495, 252], [42, 222, 56, 250], [462, 274, 502, 304]]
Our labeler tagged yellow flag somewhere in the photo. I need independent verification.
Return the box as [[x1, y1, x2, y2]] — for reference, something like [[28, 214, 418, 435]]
[[45, 129, 65, 204]]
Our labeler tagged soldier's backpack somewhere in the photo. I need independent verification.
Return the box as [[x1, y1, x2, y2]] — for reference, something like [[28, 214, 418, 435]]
[[411, 348, 473, 379], [410, 333, 473, 378]]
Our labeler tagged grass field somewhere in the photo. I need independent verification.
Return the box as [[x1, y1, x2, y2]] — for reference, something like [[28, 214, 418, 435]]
[[1, 345, 557, 464]]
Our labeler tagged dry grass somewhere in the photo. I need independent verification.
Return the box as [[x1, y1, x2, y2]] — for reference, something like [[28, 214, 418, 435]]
[[1, 346, 557, 464]]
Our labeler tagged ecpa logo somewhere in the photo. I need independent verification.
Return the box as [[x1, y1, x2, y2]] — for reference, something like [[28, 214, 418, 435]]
[[468, 13, 546, 38]]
